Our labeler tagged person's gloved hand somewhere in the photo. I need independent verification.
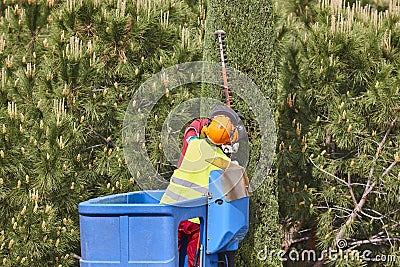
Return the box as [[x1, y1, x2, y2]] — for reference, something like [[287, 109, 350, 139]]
[[221, 143, 239, 154]]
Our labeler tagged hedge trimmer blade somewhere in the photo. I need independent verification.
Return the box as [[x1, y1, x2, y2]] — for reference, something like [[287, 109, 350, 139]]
[[214, 30, 232, 108]]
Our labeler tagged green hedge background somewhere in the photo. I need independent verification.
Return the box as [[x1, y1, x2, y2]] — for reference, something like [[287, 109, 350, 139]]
[[203, 0, 281, 266]]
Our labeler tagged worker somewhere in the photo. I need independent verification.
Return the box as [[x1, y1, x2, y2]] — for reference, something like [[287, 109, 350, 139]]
[[160, 105, 244, 267], [177, 105, 245, 168]]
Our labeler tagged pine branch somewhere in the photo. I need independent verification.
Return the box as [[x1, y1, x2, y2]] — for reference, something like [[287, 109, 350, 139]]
[[347, 173, 357, 207], [82, 144, 104, 151], [87, 123, 115, 148], [370, 222, 400, 241], [335, 116, 398, 243], [382, 160, 398, 177], [313, 117, 398, 267], [315, 205, 354, 216], [281, 219, 309, 252], [291, 236, 311, 245], [367, 116, 398, 185], [309, 157, 348, 186], [347, 237, 400, 248], [360, 210, 384, 220], [365, 209, 400, 224], [72, 253, 82, 260]]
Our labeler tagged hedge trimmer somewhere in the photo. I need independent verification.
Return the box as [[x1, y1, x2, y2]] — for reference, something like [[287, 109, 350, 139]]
[[214, 30, 232, 108], [213, 30, 245, 157]]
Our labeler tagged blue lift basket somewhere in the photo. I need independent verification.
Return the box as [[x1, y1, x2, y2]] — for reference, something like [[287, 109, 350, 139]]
[[79, 169, 251, 266]]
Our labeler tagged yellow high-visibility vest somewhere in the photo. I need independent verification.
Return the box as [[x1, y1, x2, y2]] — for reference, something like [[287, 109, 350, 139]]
[[160, 138, 230, 223]]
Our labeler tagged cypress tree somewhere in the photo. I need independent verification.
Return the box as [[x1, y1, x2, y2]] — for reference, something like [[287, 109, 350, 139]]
[[204, 1, 281, 266]]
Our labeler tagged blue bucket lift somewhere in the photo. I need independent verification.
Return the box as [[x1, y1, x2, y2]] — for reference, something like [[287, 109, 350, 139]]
[[79, 166, 251, 267]]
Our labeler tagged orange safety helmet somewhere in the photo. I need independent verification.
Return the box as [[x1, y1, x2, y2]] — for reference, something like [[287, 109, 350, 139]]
[[201, 114, 239, 145]]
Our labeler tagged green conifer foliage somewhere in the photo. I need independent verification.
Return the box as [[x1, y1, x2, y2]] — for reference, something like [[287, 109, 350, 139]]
[[204, 0, 281, 266], [276, 0, 400, 266], [0, 0, 204, 265]]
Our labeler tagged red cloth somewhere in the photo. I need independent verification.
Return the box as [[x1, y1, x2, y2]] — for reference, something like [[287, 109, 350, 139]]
[[177, 118, 209, 168], [176, 118, 208, 266], [177, 118, 208, 267], [178, 220, 200, 267]]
